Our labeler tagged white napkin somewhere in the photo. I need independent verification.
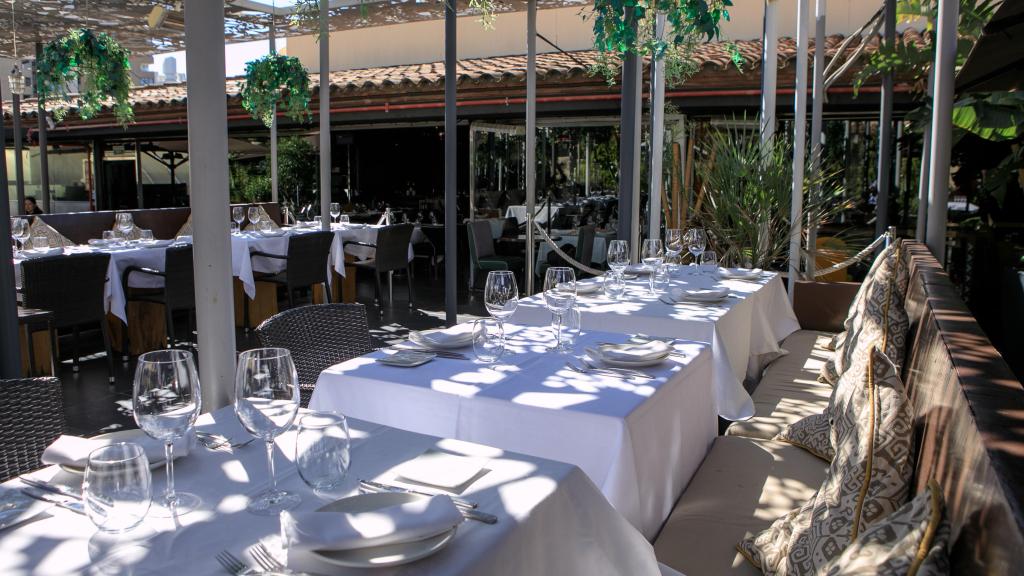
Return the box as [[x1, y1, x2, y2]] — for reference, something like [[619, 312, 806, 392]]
[[669, 286, 729, 303], [281, 495, 462, 552], [718, 267, 763, 280], [40, 430, 195, 468], [409, 324, 475, 349], [19, 247, 64, 259], [597, 341, 672, 362], [393, 450, 485, 490]]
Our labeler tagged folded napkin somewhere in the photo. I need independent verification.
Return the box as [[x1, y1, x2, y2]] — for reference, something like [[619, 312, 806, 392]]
[[19, 247, 64, 259], [410, 324, 475, 349], [281, 495, 462, 552], [40, 430, 195, 468], [718, 267, 764, 280], [143, 239, 175, 248], [624, 264, 652, 275], [597, 340, 672, 362], [394, 450, 485, 490], [669, 286, 729, 303]]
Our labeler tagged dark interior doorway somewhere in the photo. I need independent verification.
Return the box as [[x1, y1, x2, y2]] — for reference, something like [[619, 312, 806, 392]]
[[100, 160, 138, 210]]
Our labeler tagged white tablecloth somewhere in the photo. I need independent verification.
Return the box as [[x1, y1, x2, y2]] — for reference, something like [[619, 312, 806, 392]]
[[231, 229, 348, 300], [511, 269, 800, 421], [0, 407, 660, 576], [505, 202, 563, 225], [311, 325, 715, 538]]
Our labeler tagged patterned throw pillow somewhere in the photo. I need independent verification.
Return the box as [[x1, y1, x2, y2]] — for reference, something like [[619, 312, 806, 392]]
[[28, 217, 74, 248], [825, 332, 844, 352], [820, 480, 950, 575], [739, 346, 914, 574], [242, 206, 281, 231], [774, 412, 834, 462]]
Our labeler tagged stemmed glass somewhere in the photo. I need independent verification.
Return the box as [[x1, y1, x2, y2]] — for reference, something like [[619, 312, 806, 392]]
[[232, 206, 245, 232], [484, 270, 518, 342], [234, 347, 301, 515], [132, 349, 202, 516], [641, 239, 665, 294], [607, 239, 629, 275], [684, 228, 707, 271], [329, 202, 341, 225], [544, 267, 576, 353], [665, 229, 683, 273], [116, 212, 135, 243], [10, 218, 27, 254], [247, 206, 262, 230]]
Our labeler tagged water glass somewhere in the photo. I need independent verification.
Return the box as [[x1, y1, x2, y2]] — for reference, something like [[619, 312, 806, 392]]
[[329, 202, 341, 223], [484, 271, 518, 337], [296, 413, 351, 494], [472, 318, 505, 363], [32, 234, 49, 251], [247, 206, 261, 228], [230, 222, 240, 235], [258, 220, 272, 234], [603, 272, 626, 300], [684, 228, 707, 269], [83, 443, 152, 534], [139, 229, 154, 243], [543, 267, 576, 353], [102, 230, 116, 244], [339, 214, 350, 225], [607, 240, 629, 275], [133, 349, 202, 516], [559, 304, 582, 347], [641, 239, 664, 294], [313, 215, 323, 228], [653, 265, 671, 292], [234, 347, 301, 515], [232, 206, 245, 228], [700, 250, 719, 275]]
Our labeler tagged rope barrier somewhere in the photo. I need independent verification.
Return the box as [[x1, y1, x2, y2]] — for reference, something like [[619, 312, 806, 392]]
[[532, 220, 606, 277], [808, 231, 890, 278]]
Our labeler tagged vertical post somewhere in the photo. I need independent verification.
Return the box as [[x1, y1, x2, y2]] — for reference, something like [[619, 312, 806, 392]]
[[270, 18, 279, 205], [525, 0, 537, 295], [760, 0, 778, 142], [648, 14, 667, 241], [916, 68, 934, 241], [12, 93, 24, 212], [0, 83, 21, 378], [319, 0, 331, 231], [135, 139, 144, 208], [926, 0, 957, 263], [584, 133, 590, 197], [806, 0, 825, 278], [788, 0, 810, 299], [618, 9, 641, 259], [92, 139, 104, 210], [894, 121, 903, 222], [468, 124, 476, 219], [184, 0, 236, 411], [875, 0, 896, 239], [35, 43, 50, 213], [444, 0, 458, 322]]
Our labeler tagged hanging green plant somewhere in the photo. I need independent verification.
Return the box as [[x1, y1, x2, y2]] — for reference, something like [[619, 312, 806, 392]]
[[240, 54, 313, 128], [592, 0, 733, 58], [35, 28, 134, 126]]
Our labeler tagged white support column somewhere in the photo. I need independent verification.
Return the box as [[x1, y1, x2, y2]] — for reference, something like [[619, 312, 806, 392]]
[[319, 0, 331, 231], [916, 68, 934, 241], [184, 0, 235, 411], [648, 14, 667, 241], [761, 0, 779, 142], [628, 58, 642, 256], [788, 0, 810, 300], [807, 0, 826, 277], [525, 0, 537, 294], [926, 0, 958, 263], [270, 19, 279, 205]]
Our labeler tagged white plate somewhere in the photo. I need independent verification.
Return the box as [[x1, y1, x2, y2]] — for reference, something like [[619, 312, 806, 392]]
[[573, 282, 602, 295], [377, 350, 436, 368], [409, 329, 473, 350], [585, 347, 668, 368], [58, 430, 171, 474], [312, 492, 458, 569]]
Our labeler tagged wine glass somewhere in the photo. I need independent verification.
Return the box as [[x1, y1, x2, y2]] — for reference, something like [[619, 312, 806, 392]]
[[15, 219, 31, 252], [607, 239, 629, 277], [543, 267, 576, 353], [232, 206, 245, 230], [329, 202, 341, 224], [234, 347, 301, 515], [133, 349, 202, 516], [484, 271, 518, 338], [10, 218, 26, 253], [665, 229, 683, 272], [116, 212, 135, 239], [296, 412, 351, 495], [641, 239, 664, 294], [684, 228, 707, 271], [83, 443, 152, 534], [247, 206, 261, 229], [472, 318, 505, 363]]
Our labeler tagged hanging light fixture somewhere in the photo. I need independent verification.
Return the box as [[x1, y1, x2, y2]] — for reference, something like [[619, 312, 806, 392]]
[[7, 0, 26, 96]]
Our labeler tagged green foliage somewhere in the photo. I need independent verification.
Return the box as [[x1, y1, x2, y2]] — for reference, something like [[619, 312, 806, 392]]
[[240, 54, 313, 128], [230, 161, 270, 204], [952, 92, 1024, 142], [277, 136, 319, 208], [35, 29, 134, 126]]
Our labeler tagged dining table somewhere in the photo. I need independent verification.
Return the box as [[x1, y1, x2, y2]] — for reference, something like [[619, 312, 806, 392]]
[[510, 267, 800, 421], [310, 324, 715, 539], [0, 406, 663, 576]]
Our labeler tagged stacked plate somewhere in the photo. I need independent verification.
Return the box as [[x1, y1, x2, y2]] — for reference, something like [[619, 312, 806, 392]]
[[586, 340, 672, 367], [666, 286, 730, 304], [718, 267, 764, 280], [408, 325, 475, 350]]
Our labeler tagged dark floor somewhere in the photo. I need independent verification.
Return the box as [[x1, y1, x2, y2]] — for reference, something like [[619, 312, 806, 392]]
[[56, 265, 488, 437]]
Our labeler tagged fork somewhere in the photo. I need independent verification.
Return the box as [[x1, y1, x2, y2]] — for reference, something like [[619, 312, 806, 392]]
[[580, 358, 654, 380], [216, 550, 249, 575], [566, 360, 649, 380], [250, 542, 288, 573]]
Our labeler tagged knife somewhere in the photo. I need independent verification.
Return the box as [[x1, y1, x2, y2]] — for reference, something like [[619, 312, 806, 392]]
[[358, 484, 497, 525], [19, 477, 82, 500], [20, 487, 86, 515], [359, 479, 477, 509]]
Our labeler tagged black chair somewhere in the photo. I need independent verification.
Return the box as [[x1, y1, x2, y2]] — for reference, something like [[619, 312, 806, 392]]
[[0, 377, 65, 482], [251, 231, 335, 309], [21, 253, 115, 383], [419, 225, 446, 276], [122, 245, 196, 350], [351, 224, 416, 315], [256, 304, 374, 407], [467, 219, 524, 290], [411, 232, 439, 279]]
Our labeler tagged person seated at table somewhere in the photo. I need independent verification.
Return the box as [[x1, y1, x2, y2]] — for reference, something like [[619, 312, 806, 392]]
[[24, 196, 44, 216]]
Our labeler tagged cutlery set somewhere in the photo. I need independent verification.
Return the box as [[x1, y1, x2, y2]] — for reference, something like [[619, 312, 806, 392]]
[[358, 479, 497, 524]]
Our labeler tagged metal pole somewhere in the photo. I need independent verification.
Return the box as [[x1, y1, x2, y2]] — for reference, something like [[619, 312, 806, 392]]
[[760, 0, 778, 142], [807, 0, 825, 277], [443, 0, 457, 323], [35, 43, 50, 213], [270, 18, 279, 205], [916, 68, 934, 241], [648, 14, 667, 241], [618, 9, 641, 259], [468, 124, 476, 219], [135, 139, 144, 208], [0, 82, 21, 378], [584, 133, 590, 197], [184, 0, 236, 411], [319, 0, 331, 231], [875, 0, 896, 240], [12, 93, 24, 213], [926, 0, 958, 263], [894, 121, 903, 222], [525, 0, 537, 295], [788, 0, 810, 300]]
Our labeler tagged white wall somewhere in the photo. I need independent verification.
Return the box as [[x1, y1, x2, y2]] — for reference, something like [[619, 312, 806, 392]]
[[289, 1, 884, 72]]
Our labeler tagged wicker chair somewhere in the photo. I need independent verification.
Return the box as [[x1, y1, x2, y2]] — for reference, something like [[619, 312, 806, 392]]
[[0, 377, 65, 482], [350, 224, 416, 315], [251, 230, 335, 308], [255, 304, 374, 407], [21, 252, 115, 382], [122, 245, 196, 350]]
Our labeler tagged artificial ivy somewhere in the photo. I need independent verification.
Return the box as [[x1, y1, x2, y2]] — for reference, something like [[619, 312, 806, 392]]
[[35, 29, 134, 126], [592, 0, 733, 57], [240, 54, 313, 128]]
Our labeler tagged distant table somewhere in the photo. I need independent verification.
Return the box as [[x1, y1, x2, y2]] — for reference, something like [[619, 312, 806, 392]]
[[311, 324, 714, 538], [1, 407, 662, 575], [511, 269, 800, 421], [505, 202, 563, 225]]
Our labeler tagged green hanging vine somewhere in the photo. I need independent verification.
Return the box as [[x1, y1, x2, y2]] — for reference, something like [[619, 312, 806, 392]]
[[240, 54, 313, 128], [35, 29, 134, 126]]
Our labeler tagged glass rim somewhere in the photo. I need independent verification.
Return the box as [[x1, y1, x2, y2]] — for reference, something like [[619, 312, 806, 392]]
[[137, 348, 195, 364], [298, 412, 348, 428], [238, 347, 293, 360], [87, 441, 147, 464]]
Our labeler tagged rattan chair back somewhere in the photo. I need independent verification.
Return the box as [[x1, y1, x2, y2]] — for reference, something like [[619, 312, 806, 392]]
[[0, 378, 65, 482], [284, 231, 334, 292], [21, 252, 111, 329], [373, 224, 415, 273], [163, 245, 196, 312]]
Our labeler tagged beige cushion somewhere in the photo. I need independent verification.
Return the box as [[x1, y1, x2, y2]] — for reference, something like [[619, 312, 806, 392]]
[[726, 330, 835, 440], [820, 480, 950, 575], [654, 436, 828, 576], [28, 217, 74, 248], [739, 346, 915, 574]]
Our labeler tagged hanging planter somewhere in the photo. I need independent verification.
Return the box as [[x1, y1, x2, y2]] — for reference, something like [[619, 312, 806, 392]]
[[591, 0, 733, 57], [240, 54, 313, 128], [35, 29, 134, 126]]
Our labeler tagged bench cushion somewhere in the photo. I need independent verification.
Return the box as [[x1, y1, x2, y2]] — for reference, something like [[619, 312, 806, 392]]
[[653, 436, 828, 575], [725, 330, 835, 440]]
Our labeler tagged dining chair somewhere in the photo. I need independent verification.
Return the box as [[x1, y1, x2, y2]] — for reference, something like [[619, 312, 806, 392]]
[[419, 225, 446, 277], [0, 377, 65, 482], [411, 232, 439, 279], [21, 253, 115, 383], [255, 304, 374, 407], [122, 245, 196, 351], [467, 219, 524, 290], [250, 230, 335, 309], [350, 224, 416, 315]]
